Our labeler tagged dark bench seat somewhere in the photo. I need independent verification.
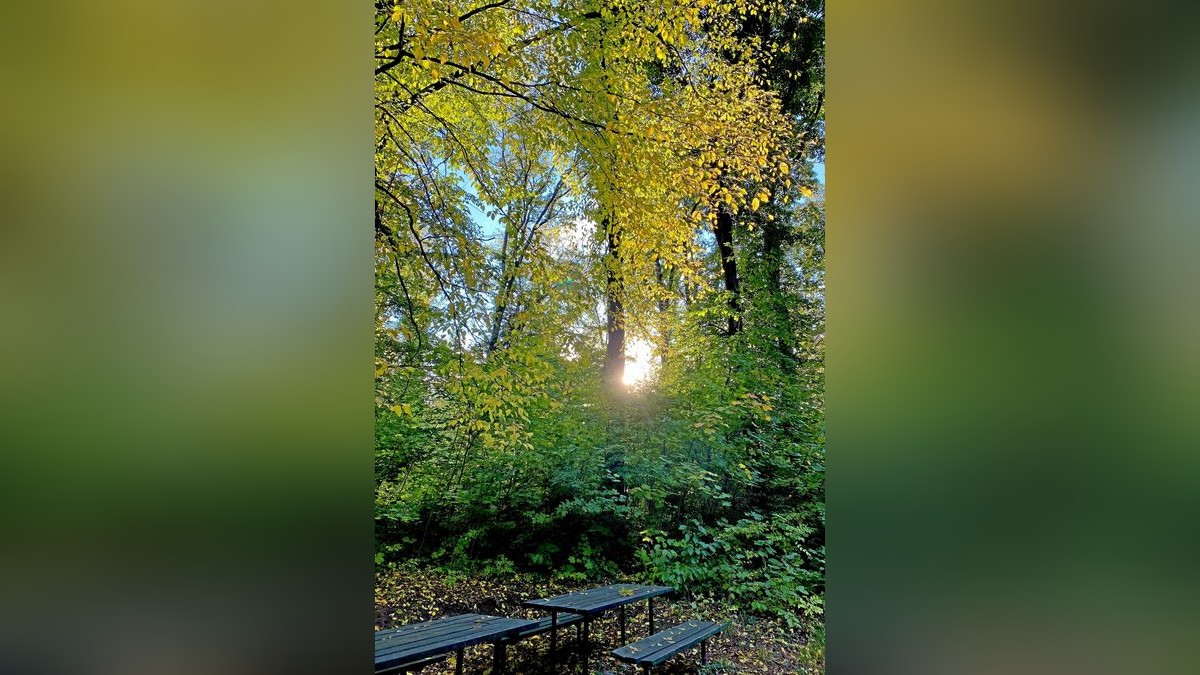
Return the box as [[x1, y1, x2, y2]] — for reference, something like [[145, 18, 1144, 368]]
[[501, 611, 584, 642], [374, 652, 450, 674], [612, 620, 728, 673], [375, 614, 536, 674]]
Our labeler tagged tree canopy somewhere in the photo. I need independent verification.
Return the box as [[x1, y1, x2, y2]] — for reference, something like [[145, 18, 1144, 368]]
[[374, 0, 824, 630]]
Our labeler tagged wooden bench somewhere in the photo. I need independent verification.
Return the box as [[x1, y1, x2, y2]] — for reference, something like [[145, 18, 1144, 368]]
[[500, 611, 585, 644], [374, 652, 450, 674], [524, 583, 674, 671], [374, 614, 536, 674], [612, 620, 728, 673], [375, 613, 585, 673]]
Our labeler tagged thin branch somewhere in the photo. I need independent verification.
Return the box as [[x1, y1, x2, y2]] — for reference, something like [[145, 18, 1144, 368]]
[[458, 0, 511, 24]]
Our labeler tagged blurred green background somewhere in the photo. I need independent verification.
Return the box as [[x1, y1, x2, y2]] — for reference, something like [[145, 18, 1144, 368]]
[[831, 0, 1200, 672], [0, 2, 372, 674]]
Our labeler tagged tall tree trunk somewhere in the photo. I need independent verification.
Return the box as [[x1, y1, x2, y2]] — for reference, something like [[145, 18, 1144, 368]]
[[762, 217, 798, 362], [655, 258, 674, 366], [603, 215, 625, 389], [715, 206, 742, 335], [486, 224, 512, 354]]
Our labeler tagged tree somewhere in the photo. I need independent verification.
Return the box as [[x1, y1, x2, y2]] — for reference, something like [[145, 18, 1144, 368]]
[[373, 0, 824, 628]]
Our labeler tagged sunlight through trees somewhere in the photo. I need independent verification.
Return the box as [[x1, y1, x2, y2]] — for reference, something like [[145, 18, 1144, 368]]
[[375, 0, 824, 637]]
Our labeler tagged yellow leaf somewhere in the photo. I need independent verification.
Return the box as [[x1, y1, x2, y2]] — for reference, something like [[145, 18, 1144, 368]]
[[656, 45, 666, 61], [751, 197, 760, 211], [779, 162, 789, 174]]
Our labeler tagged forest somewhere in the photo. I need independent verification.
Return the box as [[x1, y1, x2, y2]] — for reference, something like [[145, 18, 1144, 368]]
[[374, 0, 824, 670]]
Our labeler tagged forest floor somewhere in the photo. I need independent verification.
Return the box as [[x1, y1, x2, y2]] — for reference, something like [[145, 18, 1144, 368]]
[[376, 567, 823, 674]]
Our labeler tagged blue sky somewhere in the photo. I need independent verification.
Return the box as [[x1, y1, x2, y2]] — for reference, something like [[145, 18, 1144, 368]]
[[469, 159, 823, 242]]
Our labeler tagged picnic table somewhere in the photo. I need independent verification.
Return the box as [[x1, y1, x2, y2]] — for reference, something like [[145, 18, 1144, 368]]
[[374, 613, 536, 674], [524, 583, 673, 670]]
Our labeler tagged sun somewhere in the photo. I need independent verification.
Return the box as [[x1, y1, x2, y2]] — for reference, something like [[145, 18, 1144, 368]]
[[622, 338, 655, 387]]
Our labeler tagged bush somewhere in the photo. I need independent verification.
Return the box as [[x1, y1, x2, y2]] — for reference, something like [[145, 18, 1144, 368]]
[[638, 510, 824, 626]]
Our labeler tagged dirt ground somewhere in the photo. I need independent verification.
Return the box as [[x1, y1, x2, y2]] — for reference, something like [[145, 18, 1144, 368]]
[[375, 567, 823, 674]]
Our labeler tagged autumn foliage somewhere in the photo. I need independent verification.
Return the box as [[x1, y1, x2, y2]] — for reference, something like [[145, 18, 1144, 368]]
[[374, 0, 824, 630]]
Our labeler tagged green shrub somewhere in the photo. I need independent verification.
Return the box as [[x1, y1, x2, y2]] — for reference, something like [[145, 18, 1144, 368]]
[[638, 510, 824, 626]]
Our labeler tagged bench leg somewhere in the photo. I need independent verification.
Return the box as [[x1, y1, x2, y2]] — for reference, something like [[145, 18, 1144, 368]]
[[493, 642, 506, 674], [550, 610, 558, 663], [454, 647, 464, 675], [620, 605, 627, 643], [648, 597, 655, 635], [581, 618, 590, 673], [643, 665, 652, 675], [701, 639, 708, 665]]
